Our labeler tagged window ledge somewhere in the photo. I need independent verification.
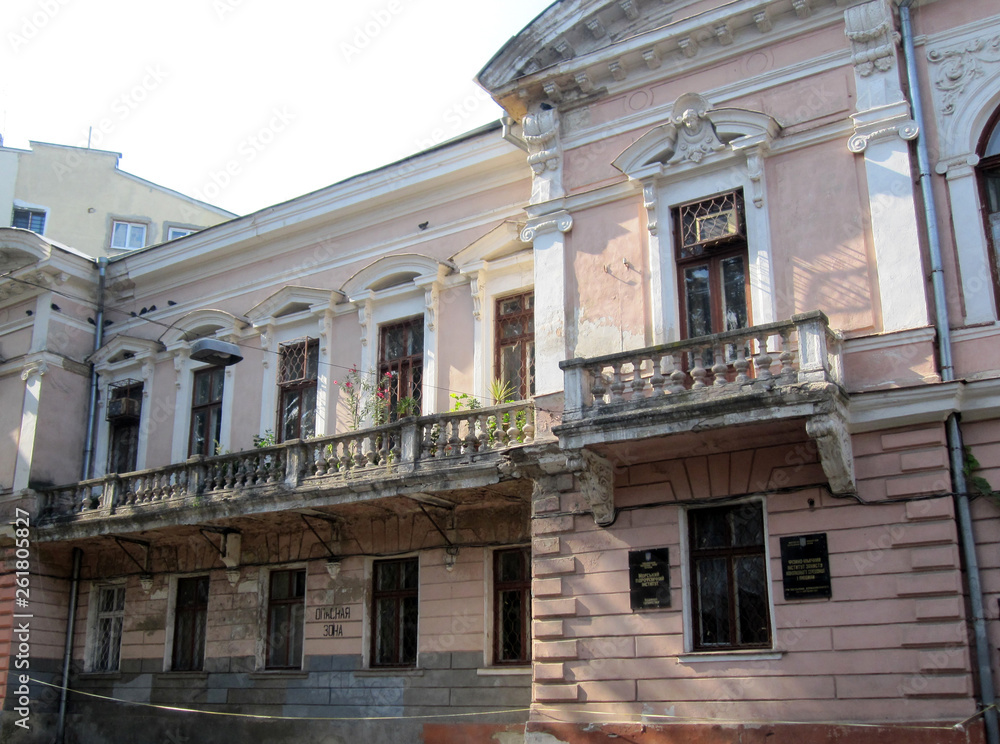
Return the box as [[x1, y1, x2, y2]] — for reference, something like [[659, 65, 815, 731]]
[[77, 672, 123, 680], [248, 671, 309, 680], [155, 671, 208, 680], [676, 650, 784, 664], [354, 668, 423, 678], [477, 666, 531, 676]]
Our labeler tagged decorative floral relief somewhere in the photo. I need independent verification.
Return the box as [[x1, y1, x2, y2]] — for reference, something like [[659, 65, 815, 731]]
[[927, 35, 1000, 115]]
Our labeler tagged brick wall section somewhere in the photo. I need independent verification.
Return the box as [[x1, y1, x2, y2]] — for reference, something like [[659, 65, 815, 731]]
[[963, 418, 1000, 707], [529, 434, 976, 726]]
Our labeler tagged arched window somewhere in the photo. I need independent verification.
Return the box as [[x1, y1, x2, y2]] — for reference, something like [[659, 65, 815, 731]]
[[979, 109, 1000, 312]]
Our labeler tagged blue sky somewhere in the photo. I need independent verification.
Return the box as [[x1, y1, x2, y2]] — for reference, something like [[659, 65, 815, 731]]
[[2, 0, 552, 215]]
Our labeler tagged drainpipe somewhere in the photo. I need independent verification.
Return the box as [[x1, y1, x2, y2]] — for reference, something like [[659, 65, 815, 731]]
[[81, 257, 108, 480], [898, 3, 998, 741], [56, 547, 82, 744]]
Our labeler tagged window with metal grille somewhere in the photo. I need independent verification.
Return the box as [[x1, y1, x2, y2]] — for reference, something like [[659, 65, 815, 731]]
[[189, 366, 224, 457], [12, 207, 45, 234], [495, 292, 534, 401], [494, 547, 531, 665], [110, 220, 146, 250], [266, 569, 306, 669], [277, 339, 318, 442], [93, 585, 126, 672], [688, 502, 771, 650], [977, 108, 1000, 317], [371, 557, 418, 667], [378, 318, 423, 420], [675, 191, 750, 340], [172, 576, 209, 671], [107, 380, 142, 473]]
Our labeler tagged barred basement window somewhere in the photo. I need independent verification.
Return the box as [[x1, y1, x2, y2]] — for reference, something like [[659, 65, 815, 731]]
[[494, 547, 531, 665], [371, 557, 418, 667], [172, 576, 209, 672], [266, 569, 306, 669], [495, 292, 535, 401], [93, 585, 126, 672], [688, 502, 771, 650], [277, 338, 318, 442]]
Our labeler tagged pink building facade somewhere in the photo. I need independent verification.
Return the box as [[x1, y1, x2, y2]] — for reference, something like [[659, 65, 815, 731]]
[[2, 0, 1000, 742]]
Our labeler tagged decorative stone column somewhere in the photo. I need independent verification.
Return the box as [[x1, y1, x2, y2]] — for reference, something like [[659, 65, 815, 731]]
[[845, 0, 928, 333], [13, 360, 49, 491]]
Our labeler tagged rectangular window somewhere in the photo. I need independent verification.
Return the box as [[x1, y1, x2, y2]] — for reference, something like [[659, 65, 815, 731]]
[[675, 191, 750, 340], [167, 227, 195, 240], [495, 292, 535, 401], [111, 220, 147, 250], [277, 338, 318, 442], [688, 502, 771, 650], [378, 317, 423, 419], [494, 547, 531, 665], [189, 366, 225, 457], [172, 576, 209, 671], [12, 207, 45, 234], [266, 569, 306, 669], [371, 557, 418, 667], [93, 585, 126, 672], [107, 380, 142, 473]]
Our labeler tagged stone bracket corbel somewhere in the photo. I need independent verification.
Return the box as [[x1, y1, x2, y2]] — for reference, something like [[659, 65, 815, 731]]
[[806, 412, 856, 495], [520, 210, 573, 242], [570, 450, 616, 527]]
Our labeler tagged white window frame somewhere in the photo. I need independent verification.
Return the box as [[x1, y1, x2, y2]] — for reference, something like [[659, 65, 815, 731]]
[[110, 220, 147, 251], [679, 498, 777, 656], [166, 226, 195, 241], [84, 580, 127, 673], [162, 572, 211, 672]]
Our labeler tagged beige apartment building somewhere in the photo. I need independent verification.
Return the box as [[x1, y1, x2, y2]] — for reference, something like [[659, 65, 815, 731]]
[[0, 139, 235, 258]]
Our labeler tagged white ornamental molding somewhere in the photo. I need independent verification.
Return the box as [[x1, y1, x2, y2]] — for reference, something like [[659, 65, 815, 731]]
[[21, 359, 49, 382], [520, 211, 574, 242], [471, 269, 486, 321], [424, 284, 440, 332], [844, 0, 899, 77], [358, 296, 374, 347], [666, 93, 726, 166], [927, 34, 1000, 116], [642, 183, 659, 236], [523, 103, 564, 205], [848, 119, 918, 152]]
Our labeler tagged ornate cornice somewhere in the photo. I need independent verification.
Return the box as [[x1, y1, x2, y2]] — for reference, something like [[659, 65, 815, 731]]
[[844, 0, 899, 77]]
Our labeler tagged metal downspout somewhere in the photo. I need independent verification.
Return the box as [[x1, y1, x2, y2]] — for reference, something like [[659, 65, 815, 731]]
[[898, 3, 998, 741], [56, 547, 82, 744], [81, 257, 108, 480]]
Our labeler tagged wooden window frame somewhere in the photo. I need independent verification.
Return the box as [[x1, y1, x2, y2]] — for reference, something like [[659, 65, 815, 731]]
[[188, 366, 225, 457], [276, 338, 318, 443], [266, 569, 306, 670], [370, 557, 419, 668], [378, 317, 423, 418], [494, 291, 535, 401], [493, 547, 531, 665], [976, 106, 1000, 318], [171, 576, 209, 672], [674, 191, 752, 340], [688, 502, 772, 651]]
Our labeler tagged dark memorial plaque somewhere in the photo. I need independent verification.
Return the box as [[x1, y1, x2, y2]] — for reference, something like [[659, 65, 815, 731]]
[[780, 533, 832, 599], [629, 548, 670, 610]]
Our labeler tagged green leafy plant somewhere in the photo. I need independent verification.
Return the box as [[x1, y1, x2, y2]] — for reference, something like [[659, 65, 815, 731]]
[[489, 378, 516, 405], [334, 366, 395, 430], [253, 429, 276, 448], [964, 447, 997, 504], [450, 392, 482, 411], [396, 396, 419, 418]]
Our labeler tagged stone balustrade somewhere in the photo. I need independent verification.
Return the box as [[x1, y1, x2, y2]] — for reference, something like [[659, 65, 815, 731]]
[[560, 311, 842, 420], [37, 401, 536, 523]]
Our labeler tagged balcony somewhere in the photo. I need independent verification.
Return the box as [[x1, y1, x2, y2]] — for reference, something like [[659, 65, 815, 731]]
[[35, 401, 537, 539], [557, 311, 854, 493]]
